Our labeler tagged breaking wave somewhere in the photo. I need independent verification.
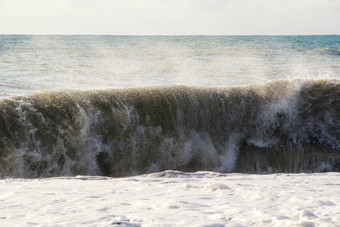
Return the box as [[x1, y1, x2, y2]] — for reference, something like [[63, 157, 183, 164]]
[[0, 79, 339, 177]]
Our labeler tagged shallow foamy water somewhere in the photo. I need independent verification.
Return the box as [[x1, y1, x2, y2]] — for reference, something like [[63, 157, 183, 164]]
[[1, 171, 340, 226]]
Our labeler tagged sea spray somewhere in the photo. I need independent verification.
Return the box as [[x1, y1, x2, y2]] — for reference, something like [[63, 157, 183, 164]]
[[0, 79, 339, 177]]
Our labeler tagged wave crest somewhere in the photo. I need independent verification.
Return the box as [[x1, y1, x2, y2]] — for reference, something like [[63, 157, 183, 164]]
[[0, 79, 339, 177]]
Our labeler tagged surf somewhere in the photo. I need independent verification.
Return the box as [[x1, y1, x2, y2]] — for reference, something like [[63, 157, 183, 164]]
[[0, 79, 339, 177]]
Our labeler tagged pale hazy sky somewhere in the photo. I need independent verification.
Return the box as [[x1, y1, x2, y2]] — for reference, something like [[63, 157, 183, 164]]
[[0, 0, 339, 35]]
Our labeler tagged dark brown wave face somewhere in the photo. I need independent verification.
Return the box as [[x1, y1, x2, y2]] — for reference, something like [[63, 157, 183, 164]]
[[0, 79, 339, 177]]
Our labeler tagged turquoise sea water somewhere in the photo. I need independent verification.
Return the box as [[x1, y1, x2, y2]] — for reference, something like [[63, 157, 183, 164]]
[[0, 35, 339, 97]]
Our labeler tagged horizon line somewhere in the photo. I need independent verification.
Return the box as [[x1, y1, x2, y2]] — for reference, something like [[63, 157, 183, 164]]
[[1, 33, 340, 36]]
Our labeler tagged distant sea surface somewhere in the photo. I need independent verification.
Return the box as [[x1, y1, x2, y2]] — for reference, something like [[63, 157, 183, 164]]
[[1, 35, 339, 97], [0, 35, 339, 177]]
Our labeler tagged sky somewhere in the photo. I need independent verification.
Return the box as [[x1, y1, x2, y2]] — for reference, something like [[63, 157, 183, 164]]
[[0, 0, 339, 35]]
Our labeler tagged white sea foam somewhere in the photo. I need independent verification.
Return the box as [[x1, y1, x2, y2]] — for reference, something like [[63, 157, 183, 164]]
[[1, 172, 340, 226]]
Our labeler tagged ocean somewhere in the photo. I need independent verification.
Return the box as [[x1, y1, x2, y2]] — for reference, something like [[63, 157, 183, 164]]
[[0, 35, 339, 177], [0, 35, 340, 226]]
